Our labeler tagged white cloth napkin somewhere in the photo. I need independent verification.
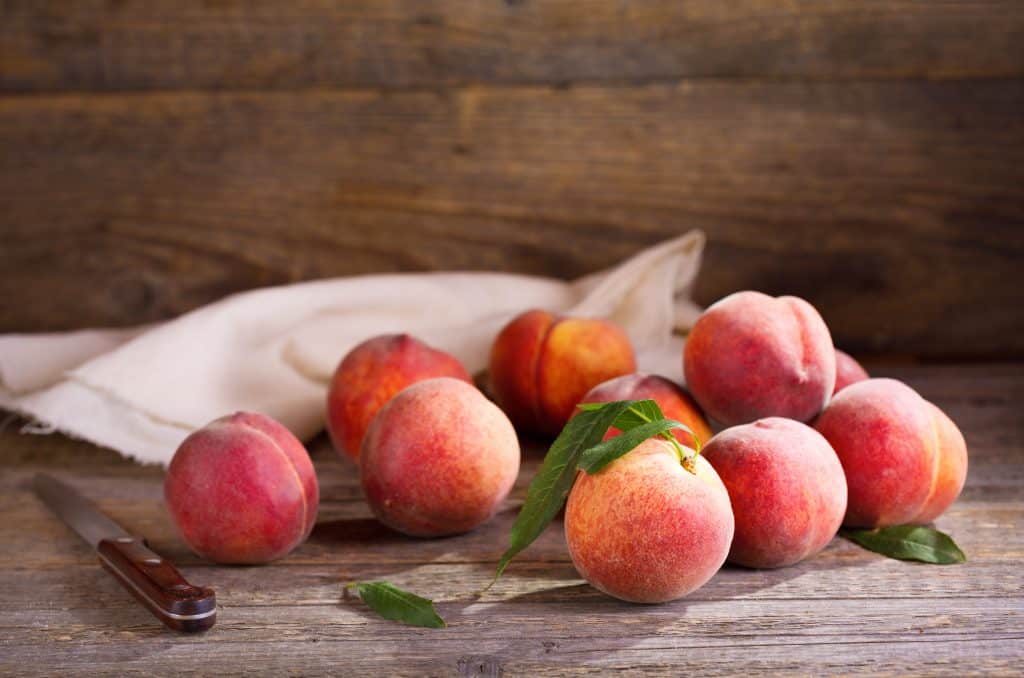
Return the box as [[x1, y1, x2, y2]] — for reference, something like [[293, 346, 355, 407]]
[[0, 231, 704, 465]]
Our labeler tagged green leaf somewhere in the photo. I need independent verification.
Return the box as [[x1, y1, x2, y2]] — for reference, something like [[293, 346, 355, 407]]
[[578, 418, 693, 474], [609, 398, 665, 430], [352, 581, 446, 628], [585, 398, 700, 453], [840, 525, 966, 564], [493, 400, 634, 581]]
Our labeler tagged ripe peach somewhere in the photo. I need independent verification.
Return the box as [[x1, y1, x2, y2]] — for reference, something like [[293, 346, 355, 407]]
[[360, 377, 520, 537], [565, 439, 734, 603], [834, 349, 870, 394], [580, 373, 713, 449], [703, 418, 847, 568], [684, 291, 836, 425], [165, 412, 319, 564], [489, 310, 636, 436], [326, 334, 471, 463], [814, 378, 968, 528]]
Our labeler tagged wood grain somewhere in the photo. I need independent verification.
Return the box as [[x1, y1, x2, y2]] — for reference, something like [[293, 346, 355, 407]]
[[1, 364, 1022, 675], [1, 81, 1022, 356], [2, 0, 1023, 93]]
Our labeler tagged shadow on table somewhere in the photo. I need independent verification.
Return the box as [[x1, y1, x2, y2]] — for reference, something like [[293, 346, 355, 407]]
[[432, 540, 865, 667]]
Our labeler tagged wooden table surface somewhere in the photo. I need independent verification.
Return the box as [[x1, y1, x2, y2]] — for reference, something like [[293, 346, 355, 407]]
[[2, 363, 1022, 676]]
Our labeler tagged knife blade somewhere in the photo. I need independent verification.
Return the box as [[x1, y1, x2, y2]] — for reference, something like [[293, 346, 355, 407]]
[[33, 473, 217, 633]]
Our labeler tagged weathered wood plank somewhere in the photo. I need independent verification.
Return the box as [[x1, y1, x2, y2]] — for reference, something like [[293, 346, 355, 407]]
[[1, 83, 1022, 357], [3, 549, 1024, 614], [1, 604, 1021, 676], [2, 0, 1022, 93], [3, 597, 1023, 648]]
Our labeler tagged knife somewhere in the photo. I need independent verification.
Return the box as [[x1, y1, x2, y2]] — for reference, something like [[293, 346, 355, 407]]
[[33, 473, 217, 633]]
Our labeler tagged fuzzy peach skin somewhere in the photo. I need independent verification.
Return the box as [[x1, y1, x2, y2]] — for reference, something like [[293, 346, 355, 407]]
[[703, 418, 847, 568], [165, 412, 319, 564], [580, 373, 713, 449], [326, 334, 471, 463], [360, 377, 520, 537], [814, 378, 968, 528], [834, 349, 870, 394], [683, 291, 836, 425], [489, 309, 636, 436], [565, 439, 734, 603]]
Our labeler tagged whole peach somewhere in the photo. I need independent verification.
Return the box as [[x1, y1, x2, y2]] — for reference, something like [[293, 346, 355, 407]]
[[165, 412, 319, 564], [360, 377, 520, 537], [834, 349, 870, 394], [703, 418, 847, 568], [565, 439, 734, 603], [580, 373, 713, 449], [684, 291, 835, 425], [326, 334, 471, 463], [489, 310, 636, 436], [814, 378, 968, 528]]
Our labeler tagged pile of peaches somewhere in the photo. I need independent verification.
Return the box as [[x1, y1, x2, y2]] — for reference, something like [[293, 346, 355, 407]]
[[164, 291, 967, 604]]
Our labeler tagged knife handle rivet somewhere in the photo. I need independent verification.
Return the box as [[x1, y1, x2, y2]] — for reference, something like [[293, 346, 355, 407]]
[[116, 537, 134, 544], [144, 558, 162, 566]]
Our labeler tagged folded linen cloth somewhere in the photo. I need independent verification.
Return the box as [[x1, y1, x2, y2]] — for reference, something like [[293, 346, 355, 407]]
[[0, 231, 704, 465]]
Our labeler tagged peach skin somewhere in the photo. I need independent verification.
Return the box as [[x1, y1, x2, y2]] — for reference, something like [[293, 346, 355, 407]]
[[565, 439, 734, 603], [489, 310, 636, 436], [834, 349, 870, 394], [703, 418, 847, 568], [165, 412, 319, 565], [684, 291, 836, 425], [814, 378, 968, 528], [361, 377, 520, 537], [326, 334, 471, 463]]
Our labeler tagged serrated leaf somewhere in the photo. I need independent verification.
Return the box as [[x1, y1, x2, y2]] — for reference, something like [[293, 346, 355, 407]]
[[493, 400, 634, 581], [840, 525, 966, 564], [353, 581, 446, 628], [578, 418, 692, 474]]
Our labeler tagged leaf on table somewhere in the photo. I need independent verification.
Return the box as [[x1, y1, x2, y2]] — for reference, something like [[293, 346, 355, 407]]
[[352, 581, 446, 628], [840, 525, 966, 564]]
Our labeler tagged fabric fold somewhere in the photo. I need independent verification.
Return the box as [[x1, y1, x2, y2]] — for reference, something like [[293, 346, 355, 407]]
[[0, 231, 704, 465]]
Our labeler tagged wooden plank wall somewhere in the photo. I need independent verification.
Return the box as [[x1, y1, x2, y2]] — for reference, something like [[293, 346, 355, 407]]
[[1, 1, 1023, 359]]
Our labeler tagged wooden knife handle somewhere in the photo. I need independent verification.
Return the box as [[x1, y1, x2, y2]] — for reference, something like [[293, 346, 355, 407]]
[[97, 537, 216, 633]]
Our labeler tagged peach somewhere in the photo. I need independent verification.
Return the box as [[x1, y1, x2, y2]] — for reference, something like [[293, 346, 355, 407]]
[[565, 439, 734, 603], [580, 373, 713, 449], [165, 412, 319, 564], [834, 349, 870, 394], [326, 334, 471, 462], [360, 377, 520, 537], [703, 418, 847, 568], [489, 310, 636, 436], [684, 291, 836, 425], [814, 378, 968, 528]]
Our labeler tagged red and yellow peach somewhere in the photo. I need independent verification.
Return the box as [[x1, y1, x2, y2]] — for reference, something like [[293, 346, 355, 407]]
[[565, 439, 734, 603], [360, 377, 520, 537], [326, 334, 471, 463], [489, 310, 636, 436]]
